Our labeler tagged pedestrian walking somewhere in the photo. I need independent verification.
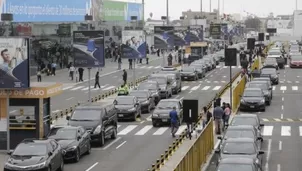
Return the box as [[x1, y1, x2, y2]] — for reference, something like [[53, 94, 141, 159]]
[[213, 102, 224, 135], [37, 69, 42, 82], [94, 71, 100, 88], [118, 55, 122, 70], [78, 67, 84, 82], [169, 106, 179, 137], [51, 62, 57, 76], [223, 103, 231, 128], [122, 69, 127, 85], [128, 59, 133, 69], [69, 65, 75, 81]]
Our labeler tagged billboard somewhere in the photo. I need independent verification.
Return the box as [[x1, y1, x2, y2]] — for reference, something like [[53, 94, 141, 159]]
[[210, 24, 221, 39], [173, 27, 188, 46], [121, 30, 146, 59], [103, 0, 127, 21], [154, 26, 174, 49], [0, 38, 30, 89], [1, 0, 91, 22], [73, 30, 105, 68], [127, 2, 143, 21], [187, 25, 204, 42]]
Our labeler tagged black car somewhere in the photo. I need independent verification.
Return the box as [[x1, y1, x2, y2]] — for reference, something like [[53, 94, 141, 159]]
[[114, 95, 141, 121], [189, 64, 206, 78], [230, 114, 264, 131], [263, 58, 278, 70], [240, 88, 266, 111], [129, 90, 155, 113], [4, 139, 64, 171], [152, 99, 183, 126], [137, 81, 161, 104], [261, 68, 279, 84], [158, 71, 182, 94], [216, 158, 262, 171], [48, 125, 91, 162], [67, 103, 118, 146], [246, 81, 272, 105], [148, 74, 173, 99], [180, 67, 198, 81]]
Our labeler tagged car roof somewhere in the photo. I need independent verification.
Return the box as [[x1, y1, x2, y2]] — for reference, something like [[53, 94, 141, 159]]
[[244, 87, 262, 91], [225, 137, 255, 143], [227, 125, 255, 130], [51, 125, 80, 130], [76, 102, 113, 109], [130, 90, 149, 93], [150, 74, 168, 78], [250, 81, 268, 84], [22, 138, 51, 144], [116, 96, 135, 99], [253, 77, 270, 80], [220, 158, 254, 164], [159, 99, 180, 102]]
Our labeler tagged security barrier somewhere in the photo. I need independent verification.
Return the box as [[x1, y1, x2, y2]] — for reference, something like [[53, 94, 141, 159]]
[[232, 76, 247, 111], [251, 58, 260, 70]]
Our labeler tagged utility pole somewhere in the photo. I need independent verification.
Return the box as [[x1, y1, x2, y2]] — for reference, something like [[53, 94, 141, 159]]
[[142, 0, 145, 22], [200, 0, 203, 13], [166, 0, 169, 25], [210, 0, 212, 12], [296, 0, 298, 10]]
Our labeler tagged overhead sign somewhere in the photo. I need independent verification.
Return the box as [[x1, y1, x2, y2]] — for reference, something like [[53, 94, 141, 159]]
[[73, 30, 105, 68], [126, 2, 143, 21], [173, 27, 188, 46], [121, 30, 146, 59], [2, 0, 89, 22], [0, 38, 30, 89], [103, 0, 127, 21], [154, 26, 174, 49], [210, 24, 221, 39]]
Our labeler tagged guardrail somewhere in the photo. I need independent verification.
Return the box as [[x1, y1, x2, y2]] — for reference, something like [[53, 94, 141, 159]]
[[232, 76, 247, 111], [49, 64, 181, 124]]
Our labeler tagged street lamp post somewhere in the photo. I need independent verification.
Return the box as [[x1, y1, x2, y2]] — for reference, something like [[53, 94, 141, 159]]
[[84, 14, 93, 103]]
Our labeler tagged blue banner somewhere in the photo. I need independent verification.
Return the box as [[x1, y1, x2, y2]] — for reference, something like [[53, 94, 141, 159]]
[[185, 25, 204, 43], [121, 30, 146, 59], [126, 2, 142, 21], [2, 0, 89, 22], [173, 27, 188, 46], [0, 38, 30, 88], [73, 30, 105, 68], [154, 26, 174, 49]]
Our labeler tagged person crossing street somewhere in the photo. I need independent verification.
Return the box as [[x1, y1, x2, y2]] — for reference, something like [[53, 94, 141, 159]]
[[169, 106, 179, 138]]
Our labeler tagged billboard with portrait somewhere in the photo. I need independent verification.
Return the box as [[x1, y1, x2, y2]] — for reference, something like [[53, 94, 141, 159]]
[[186, 25, 204, 43], [0, 38, 30, 89], [121, 30, 146, 59], [173, 27, 188, 46], [73, 30, 105, 68], [154, 26, 174, 49]]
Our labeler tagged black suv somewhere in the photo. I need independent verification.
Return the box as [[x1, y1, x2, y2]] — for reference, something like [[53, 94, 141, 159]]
[[67, 103, 118, 147], [114, 96, 141, 121], [4, 139, 64, 171]]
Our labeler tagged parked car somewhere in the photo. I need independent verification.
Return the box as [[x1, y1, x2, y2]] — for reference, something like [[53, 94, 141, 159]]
[[137, 81, 161, 104], [129, 90, 155, 113], [67, 103, 118, 146], [262, 58, 278, 70], [48, 125, 91, 162], [180, 67, 198, 81], [158, 71, 182, 94], [246, 81, 272, 105], [260, 68, 279, 85], [216, 157, 262, 171], [114, 96, 141, 121], [230, 114, 264, 131], [189, 64, 206, 78], [289, 55, 302, 68], [240, 88, 266, 111], [148, 74, 173, 99], [4, 139, 64, 171]]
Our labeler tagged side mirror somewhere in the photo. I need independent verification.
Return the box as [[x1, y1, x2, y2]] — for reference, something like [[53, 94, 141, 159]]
[[48, 152, 53, 156], [7, 151, 12, 155], [66, 116, 70, 120], [217, 136, 222, 140], [258, 151, 264, 155], [260, 123, 264, 127], [77, 136, 81, 141]]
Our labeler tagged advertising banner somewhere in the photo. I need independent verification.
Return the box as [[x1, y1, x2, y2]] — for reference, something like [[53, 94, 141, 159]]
[[173, 27, 188, 46], [2, 0, 90, 22], [187, 25, 204, 42], [103, 0, 127, 21], [210, 24, 221, 39], [0, 38, 30, 89], [73, 31, 105, 68], [126, 2, 143, 21], [154, 26, 174, 49], [121, 30, 146, 59]]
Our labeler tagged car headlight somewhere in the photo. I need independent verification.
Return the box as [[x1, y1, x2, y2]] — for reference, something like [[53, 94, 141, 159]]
[[93, 125, 101, 134], [255, 159, 259, 164], [153, 113, 159, 117], [172, 82, 177, 87], [240, 99, 245, 103], [128, 107, 136, 111], [66, 146, 77, 151], [261, 99, 265, 103]]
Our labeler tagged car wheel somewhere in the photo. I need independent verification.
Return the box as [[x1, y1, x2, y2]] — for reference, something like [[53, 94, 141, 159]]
[[58, 159, 64, 171], [261, 108, 266, 112], [74, 149, 80, 163], [99, 133, 105, 147], [266, 101, 271, 106], [86, 143, 91, 155], [111, 127, 117, 139]]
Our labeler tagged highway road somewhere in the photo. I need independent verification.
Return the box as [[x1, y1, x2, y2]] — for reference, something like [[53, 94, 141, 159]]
[[206, 64, 302, 171]]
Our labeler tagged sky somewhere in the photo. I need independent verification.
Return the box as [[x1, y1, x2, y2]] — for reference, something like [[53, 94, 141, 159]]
[[123, 0, 301, 20]]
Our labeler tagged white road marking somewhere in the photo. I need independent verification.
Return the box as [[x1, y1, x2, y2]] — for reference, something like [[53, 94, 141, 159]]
[[279, 141, 282, 151], [281, 126, 291, 136], [148, 66, 153, 69], [154, 66, 161, 69], [85, 162, 99, 171], [299, 126, 302, 136], [280, 86, 287, 91], [82, 86, 94, 91], [282, 97, 284, 101], [292, 86, 298, 90], [262, 118, 269, 122], [63, 86, 74, 90], [135, 125, 153, 135], [265, 139, 272, 171], [287, 81, 292, 83], [66, 97, 74, 101], [103, 86, 116, 91], [9, 110, 17, 114], [281, 105, 284, 110], [71, 86, 85, 90], [272, 86, 276, 90], [201, 86, 210, 90], [296, 81, 300, 83], [140, 66, 146, 68], [153, 127, 169, 135], [262, 126, 273, 136], [274, 118, 281, 122], [181, 86, 189, 91], [102, 137, 121, 150], [277, 164, 281, 171], [116, 141, 127, 149], [117, 125, 137, 135], [52, 110, 61, 113], [212, 86, 221, 90], [146, 115, 152, 121], [191, 85, 200, 90], [281, 114, 283, 119], [175, 125, 187, 135], [223, 76, 226, 78], [117, 125, 121, 129], [188, 91, 192, 94]]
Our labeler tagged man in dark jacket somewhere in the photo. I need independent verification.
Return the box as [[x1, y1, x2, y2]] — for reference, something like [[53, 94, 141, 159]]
[[78, 68, 84, 82], [213, 103, 224, 134], [122, 69, 127, 84]]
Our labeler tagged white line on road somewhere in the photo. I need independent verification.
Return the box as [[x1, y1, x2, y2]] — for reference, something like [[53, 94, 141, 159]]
[[265, 139, 272, 171], [281, 105, 284, 110], [85, 162, 99, 171], [102, 137, 121, 150], [174, 95, 179, 99], [153, 127, 169, 135], [188, 91, 192, 94], [103, 86, 116, 91], [201, 86, 210, 90], [135, 125, 152, 135], [299, 126, 302, 136], [292, 86, 298, 90], [212, 86, 221, 90], [281, 126, 291, 136], [116, 141, 127, 149], [9, 110, 17, 114], [71, 86, 84, 90], [279, 141, 282, 151], [181, 86, 189, 91], [117, 125, 137, 135], [281, 114, 283, 119], [282, 90, 285, 93], [191, 84, 200, 90], [263, 126, 273, 136], [282, 97, 284, 101], [277, 164, 281, 171], [66, 97, 74, 101]]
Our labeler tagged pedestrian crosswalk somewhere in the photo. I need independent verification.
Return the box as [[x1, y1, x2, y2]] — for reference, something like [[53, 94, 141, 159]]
[[181, 85, 222, 91], [116, 124, 188, 136], [262, 125, 302, 137], [62, 84, 116, 91], [272, 85, 302, 91]]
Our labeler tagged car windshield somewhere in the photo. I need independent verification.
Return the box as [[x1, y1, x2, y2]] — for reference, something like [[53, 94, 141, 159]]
[[48, 128, 77, 140], [265, 59, 276, 64], [182, 68, 194, 72], [149, 77, 166, 84], [217, 163, 254, 171], [248, 83, 267, 90], [261, 69, 276, 75], [291, 55, 302, 61], [157, 101, 178, 109], [243, 90, 262, 97], [191, 65, 202, 69], [222, 142, 256, 154], [130, 92, 148, 98], [13, 143, 47, 156], [115, 97, 134, 105], [71, 110, 100, 120], [138, 83, 157, 90], [231, 117, 258, 126], [268, 51, 280, 56], [225, 130, 255, 139]]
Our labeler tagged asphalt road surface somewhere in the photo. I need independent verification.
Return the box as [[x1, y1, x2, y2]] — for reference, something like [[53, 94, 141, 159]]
[[206, 64, 302, 171]]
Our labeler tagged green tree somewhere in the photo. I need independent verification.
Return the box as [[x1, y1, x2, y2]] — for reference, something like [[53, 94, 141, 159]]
[[244, 17, 262, 30]]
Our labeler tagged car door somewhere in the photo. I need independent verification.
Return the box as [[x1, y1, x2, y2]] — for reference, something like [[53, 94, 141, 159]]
[[101, 108, 111, 138], [77, 128, 86, 154], [48, 141, 58, 171]]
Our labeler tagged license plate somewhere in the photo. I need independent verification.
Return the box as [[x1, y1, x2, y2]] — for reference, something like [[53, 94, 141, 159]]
[[162, 119, 168, 122], [250, 106, 255, 108], [118, 114, 124, 117], [184, 77, 188, 79]]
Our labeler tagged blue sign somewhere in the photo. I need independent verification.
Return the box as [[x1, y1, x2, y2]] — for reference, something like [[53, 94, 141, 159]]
[[0, 38, 30, 88], [154, 26, 174, 49], [126, 3, 142, 21], [121, 30, 146, 59], [2, 0, 89, 22], [73, 31, 105, 68], [185, 25, 203, 43], [173, 27, 187, 46]]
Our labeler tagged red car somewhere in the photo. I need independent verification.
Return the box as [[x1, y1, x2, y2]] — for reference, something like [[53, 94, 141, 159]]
[[290, 55, 302, 68]]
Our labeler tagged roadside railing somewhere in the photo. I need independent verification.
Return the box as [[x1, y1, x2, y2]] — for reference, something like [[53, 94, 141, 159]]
[[232, 76, 247, 111]]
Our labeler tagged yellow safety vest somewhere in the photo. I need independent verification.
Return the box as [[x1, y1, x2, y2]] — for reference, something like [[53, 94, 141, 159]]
[[118, 87, 127, 94]]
